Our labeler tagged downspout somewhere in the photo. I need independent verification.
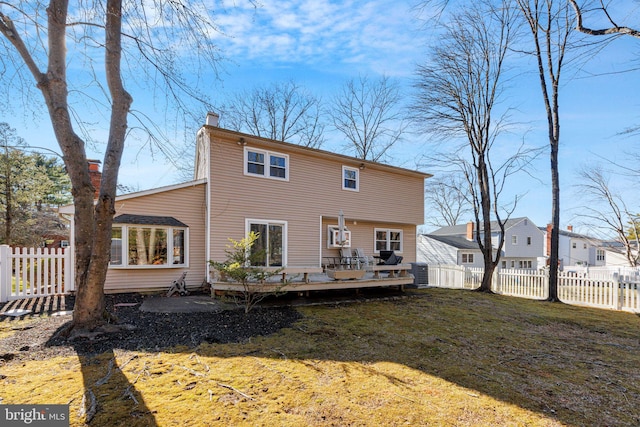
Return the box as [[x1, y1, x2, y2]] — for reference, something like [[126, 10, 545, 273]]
[[202, 113, 217, 285]]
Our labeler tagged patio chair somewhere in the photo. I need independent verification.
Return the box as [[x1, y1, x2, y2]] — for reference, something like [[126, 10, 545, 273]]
[[354, 248, 374, 267], [340, 247, 356, 269]]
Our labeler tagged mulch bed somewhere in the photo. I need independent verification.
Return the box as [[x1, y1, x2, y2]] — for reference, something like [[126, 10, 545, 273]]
[[0, 292, 302, 363]]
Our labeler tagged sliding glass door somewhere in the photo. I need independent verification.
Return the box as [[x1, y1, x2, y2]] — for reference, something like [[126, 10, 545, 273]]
[[248, 220, 286, 267]]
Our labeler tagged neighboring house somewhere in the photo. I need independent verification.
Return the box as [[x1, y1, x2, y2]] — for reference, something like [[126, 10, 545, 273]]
[[417, 232, 485, 268], [418, 217, 545, 269], [595, 241, 630, 267], [61, 113, 430, 293], [541, 225, 606, 269]]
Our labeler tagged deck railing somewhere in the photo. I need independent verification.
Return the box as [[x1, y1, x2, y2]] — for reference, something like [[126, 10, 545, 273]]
[[427, 264, 640, 313]]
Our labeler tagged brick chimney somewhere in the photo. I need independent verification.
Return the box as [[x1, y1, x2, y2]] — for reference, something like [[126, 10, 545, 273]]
[[466, 221, 474, 240], [88, 159, 102, 199], [567, 225, 573, 232], [546, 224, 552, 256]]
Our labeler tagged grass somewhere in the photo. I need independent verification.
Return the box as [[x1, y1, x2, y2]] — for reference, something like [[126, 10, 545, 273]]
[[1, 288, 640, 426]]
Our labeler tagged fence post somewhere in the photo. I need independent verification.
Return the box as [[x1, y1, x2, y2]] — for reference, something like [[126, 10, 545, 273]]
[[0, 245, 11, 302], [64, 246, 75, 293], [613, 273, 622, 311]]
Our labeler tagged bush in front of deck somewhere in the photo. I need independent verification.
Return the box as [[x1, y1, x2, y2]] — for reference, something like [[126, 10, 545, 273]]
[[209, 231, 284, 313]]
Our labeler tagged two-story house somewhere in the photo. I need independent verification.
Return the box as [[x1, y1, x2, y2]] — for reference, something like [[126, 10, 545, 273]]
[[541, 225, 640, 268], [418, 217, 545, 269], [62, 113, 430, 293]]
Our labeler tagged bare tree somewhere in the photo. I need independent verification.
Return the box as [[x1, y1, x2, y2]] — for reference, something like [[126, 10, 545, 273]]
[[515, 0, 581, 301], [330, 75, 406, 162], [569, 0, 640, 38], [424, 174, 472, 228], [222, 80, 325, 148], [576, 166, 639, 266], [413, 1, 521, 292], [0, 1, 225, 331]]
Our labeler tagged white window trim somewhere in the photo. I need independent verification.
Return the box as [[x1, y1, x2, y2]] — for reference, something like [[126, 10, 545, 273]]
[[110, 225, 189, 269], [512, 235, 518, 245], [244, 147, 289, 181], [327, 225, 351, 248], [342, 165, 359, 192], [245, 218, 288, 266], [462, 253, 474, 264], [374, 228, 403, 254]]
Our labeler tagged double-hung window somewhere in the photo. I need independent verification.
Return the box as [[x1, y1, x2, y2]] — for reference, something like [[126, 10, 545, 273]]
[[245, 148, 288, 181], [342, 166, 359, 191], [462, 253, 474, 264], [110, 214, 188, 268], [374, 228, 402, 253]]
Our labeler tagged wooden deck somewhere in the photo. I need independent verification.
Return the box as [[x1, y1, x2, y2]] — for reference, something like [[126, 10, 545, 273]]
[[210, 264, 415, 294]]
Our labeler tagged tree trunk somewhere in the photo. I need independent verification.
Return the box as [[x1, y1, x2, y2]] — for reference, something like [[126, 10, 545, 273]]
[[36, 0, 131, 330], [547, 78, 561, 302], [548, 140, 560, 301], [72, 0, 132, 329], [3, 150, 12, 245], [477, 155, 495, 293]]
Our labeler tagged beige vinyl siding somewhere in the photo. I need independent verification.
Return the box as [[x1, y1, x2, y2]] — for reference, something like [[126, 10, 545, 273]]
[[321, 219, 416, 263], [104, 182, 207, 293], [207, 128, 426, 266]]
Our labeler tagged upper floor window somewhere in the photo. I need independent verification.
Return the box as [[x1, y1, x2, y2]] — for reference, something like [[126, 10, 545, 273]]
[[512, 235, 517, 245], [375, 228, 402, 253], [572, 242, 577, 249], [245, 148, 289, 181], [597, 249, 605, 261], [342, 166, 359, 191], [110, 214, 188, 268], [527, 236, 532, 245], [462, 253, 474, 264]]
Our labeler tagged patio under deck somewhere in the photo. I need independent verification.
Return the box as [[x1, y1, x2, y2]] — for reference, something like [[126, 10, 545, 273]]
[[210, 265, 415, 295]]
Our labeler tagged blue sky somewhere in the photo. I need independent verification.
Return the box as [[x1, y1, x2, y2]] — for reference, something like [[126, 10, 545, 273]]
[[5, 0, 639, 236]]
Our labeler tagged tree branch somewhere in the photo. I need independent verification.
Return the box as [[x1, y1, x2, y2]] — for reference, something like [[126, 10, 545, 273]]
[[569, 0, 640, 38]]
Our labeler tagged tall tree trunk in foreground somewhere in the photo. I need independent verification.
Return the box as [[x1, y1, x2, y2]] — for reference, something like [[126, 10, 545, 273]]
[[0, 0, 130, 329], [516, 0, 572, 302]]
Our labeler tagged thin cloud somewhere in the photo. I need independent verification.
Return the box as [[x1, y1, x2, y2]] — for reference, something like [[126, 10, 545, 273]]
[[212, 0, 425, 76]]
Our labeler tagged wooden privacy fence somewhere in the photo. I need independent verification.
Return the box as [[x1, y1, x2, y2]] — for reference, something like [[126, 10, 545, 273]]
[[427, 264, 640, 313], [0, 245, 74, 302]]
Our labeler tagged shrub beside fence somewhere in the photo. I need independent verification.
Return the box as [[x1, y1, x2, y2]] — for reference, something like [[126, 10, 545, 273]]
[[427, 264, 640, 313], [0, 245, 74, 302]]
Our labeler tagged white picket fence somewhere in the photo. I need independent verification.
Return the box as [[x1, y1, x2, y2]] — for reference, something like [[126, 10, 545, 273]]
[[427, 264, 640, 313], [0, 245, 74, 302]]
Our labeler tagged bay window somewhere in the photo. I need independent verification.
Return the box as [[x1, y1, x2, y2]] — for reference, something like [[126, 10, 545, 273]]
[[110, 214, 188, 268]]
